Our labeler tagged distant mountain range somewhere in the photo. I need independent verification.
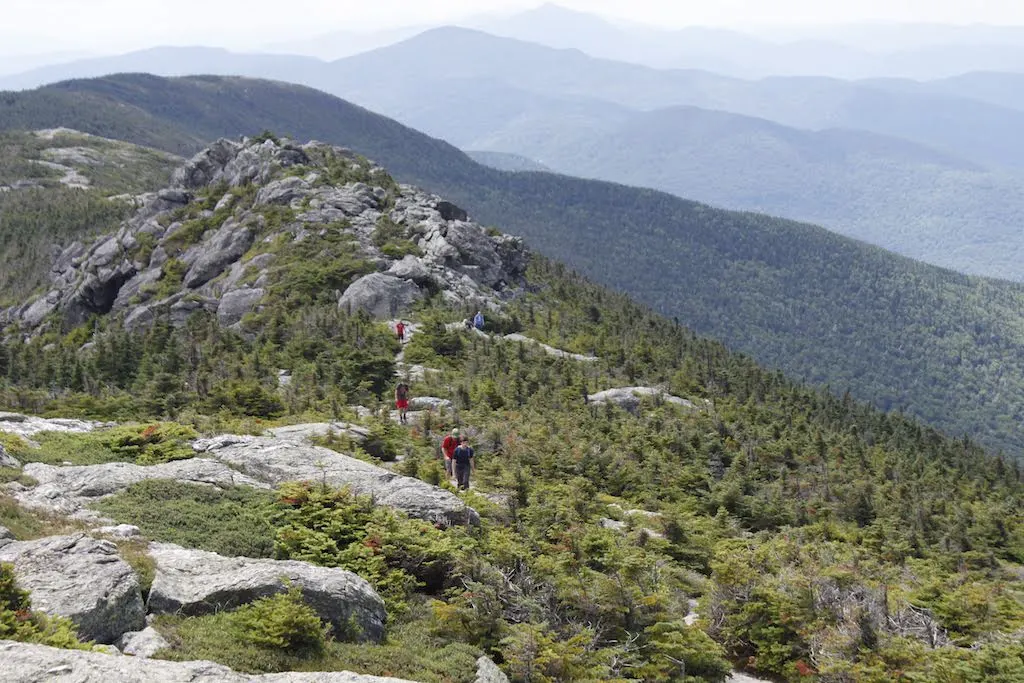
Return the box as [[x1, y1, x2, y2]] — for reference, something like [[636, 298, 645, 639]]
[[6, 74, 1024, 457], [468, 3, 1024, 79], [4, 29, 1024, 279]]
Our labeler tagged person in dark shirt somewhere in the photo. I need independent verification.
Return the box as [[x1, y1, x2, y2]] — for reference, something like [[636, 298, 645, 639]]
[[452, 435, 475, 491]]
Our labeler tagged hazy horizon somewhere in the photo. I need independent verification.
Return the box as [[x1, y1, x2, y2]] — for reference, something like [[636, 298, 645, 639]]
[[5, 0, 1024, 57]]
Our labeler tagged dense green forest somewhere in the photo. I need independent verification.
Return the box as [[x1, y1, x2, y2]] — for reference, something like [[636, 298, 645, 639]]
[[5, 75, 1024, 461], [0, 130, 178, 305]]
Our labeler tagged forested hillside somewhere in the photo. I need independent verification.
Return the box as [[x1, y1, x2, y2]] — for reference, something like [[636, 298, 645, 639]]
[[0, 129, 179, 306], [5, 74, 1024, 460], [1, 136, 1023, 682]]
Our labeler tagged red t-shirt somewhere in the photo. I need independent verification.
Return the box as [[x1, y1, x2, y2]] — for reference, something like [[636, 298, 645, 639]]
[[442, 435, 458, 460]]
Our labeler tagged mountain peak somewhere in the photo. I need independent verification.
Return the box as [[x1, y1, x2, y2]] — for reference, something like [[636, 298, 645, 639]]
[[2, 134, 527, 334]]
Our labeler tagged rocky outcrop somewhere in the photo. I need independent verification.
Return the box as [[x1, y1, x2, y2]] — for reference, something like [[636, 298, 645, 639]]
[[147, 543, 386, 642], [12, 459, 269, 521], [502, 334, 598, 362], [192, 436, 479, 527], [6, 136, 528, 339], [0, 641, 420, 682], [407, 397, 453, 411], [0, 534, 145, 643], [339, 273, 424, 319], [475, 656, 510, 683], [266, 422, 370, 443], [0, 411, 109, 439], [117, 626, 171, 658], [182, 222, 255, 289], [588, 387, 697, 414], [217, 287, 265, 326]]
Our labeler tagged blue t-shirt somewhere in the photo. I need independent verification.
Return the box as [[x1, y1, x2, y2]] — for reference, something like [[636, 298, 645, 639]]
[[453, 445, 474, 466]]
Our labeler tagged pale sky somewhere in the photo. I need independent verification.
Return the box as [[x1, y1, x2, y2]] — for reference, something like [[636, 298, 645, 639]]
[[3, 0, 1024, 54]]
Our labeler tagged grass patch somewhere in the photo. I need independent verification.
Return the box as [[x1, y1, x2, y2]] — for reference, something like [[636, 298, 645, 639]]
[[0, 467, 36, 487], [153, 600, 479, 682], [10, 423, 197, 467], [91, 480, 277, 558], [114, 539, 156, 601], [0, 496, 84, 540]]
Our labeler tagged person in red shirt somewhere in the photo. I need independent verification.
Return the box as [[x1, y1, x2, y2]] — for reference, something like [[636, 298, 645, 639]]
[[441, 428, 459, 481], [396, 321, 406, 343], [395, 382, 410, 424]]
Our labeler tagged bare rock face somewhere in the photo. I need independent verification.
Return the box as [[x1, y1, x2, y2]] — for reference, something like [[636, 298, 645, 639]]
[[183, 223, 255, 289], [588, 387, 697, 414], [0, 534, 145, 643], [13, 459, 270, 522], [192, 436, 479, 527], [217, 287, 265, 326], [0, 640, 420, 682], [338, 273, 424, 319], [0, 411, 109, 439], [146, 542, 387, 642]]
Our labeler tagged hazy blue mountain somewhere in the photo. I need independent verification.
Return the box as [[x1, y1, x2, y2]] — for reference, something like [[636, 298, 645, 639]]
[[465, 150, 552, 172], [261, 25, 428, 60], [471, 5, 1024, 79], [328, 27, 1024, 170]]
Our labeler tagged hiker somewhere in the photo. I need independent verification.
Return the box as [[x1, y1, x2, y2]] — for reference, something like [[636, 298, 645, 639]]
[[453, 434, 475, 490], [396, 320, 406, 343], [464, 317, 473, 330], [441, 428, 460, 481], [473, 310, 485, 331], [395, 382, 410, 424]]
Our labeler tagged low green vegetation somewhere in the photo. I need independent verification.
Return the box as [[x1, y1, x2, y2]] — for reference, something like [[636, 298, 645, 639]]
[[0, 563, 89, 649], [92, 480, 278, 558], [5, 423, 196, 467], [154, 600, 479, 682]]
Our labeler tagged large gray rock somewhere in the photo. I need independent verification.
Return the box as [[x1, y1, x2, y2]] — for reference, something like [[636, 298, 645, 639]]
[[0, 640, 419, 681], [475, 656, 509, 683], [387, 255, 433, 286], [0, 534, 145, 643], [64, 262, 138, 328], [339, 273, 423, 319], [117, 626, 171, 658], [183, 223, 255, 289], [255, 176, 310, 206], [217, 288, 265, 326], [407, 397, 453, 412], [588, 387, 697, 414], [0, 442, 19, 468], [193, 436, 479, 527], [267, 423, 370, 443], [501, 334, 598, 362], [13, 459, 270, 522], [147, 542, 387, 642]]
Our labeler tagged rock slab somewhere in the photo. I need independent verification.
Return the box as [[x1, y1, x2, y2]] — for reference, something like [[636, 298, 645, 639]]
[[0, 640, 419, 681], [14, 459, 270, 522], [193, 436, 479, 527], [0, 534, 145, 643], [118, 626, 172, 658], [147, 542, 387, 642]]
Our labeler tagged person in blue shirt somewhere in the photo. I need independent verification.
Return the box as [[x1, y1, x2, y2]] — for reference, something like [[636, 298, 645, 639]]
[[453, 435, 475, 490], [473, 310, 485, 330]]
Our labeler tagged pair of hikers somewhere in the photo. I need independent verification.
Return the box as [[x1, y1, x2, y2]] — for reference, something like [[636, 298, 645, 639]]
[[441, 427, 475, 490], [463, 311, 485, 331]]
